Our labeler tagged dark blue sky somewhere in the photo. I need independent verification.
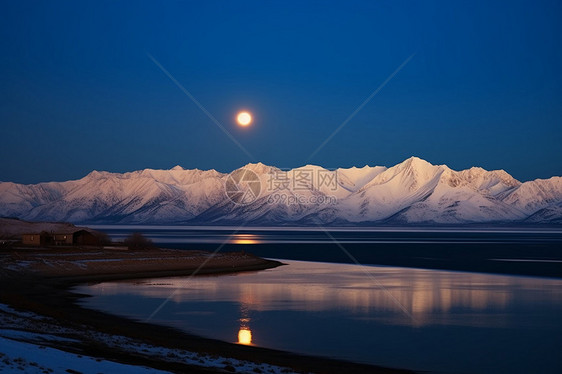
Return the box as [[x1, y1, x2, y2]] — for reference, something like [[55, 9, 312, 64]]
[[1, 0, 561, 184]]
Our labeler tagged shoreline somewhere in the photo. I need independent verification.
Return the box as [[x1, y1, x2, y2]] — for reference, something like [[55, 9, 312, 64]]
[[0, 247, 413, 374]]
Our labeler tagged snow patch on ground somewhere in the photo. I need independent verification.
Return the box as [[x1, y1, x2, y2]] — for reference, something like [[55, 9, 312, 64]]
[[0, 336, 169, 374]]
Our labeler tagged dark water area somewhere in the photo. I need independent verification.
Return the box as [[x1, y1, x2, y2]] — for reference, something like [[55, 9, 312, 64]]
[[82, 226, 562, 373], [77, 260, 562, 374], [91, 226, 562, 278]]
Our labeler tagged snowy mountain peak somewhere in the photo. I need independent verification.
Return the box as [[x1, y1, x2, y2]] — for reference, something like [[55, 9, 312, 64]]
[[398, 156, 439, 171], [363, 157, 443, 192], [294, 164, 327, 171], [457, 167, 521, 195], [1, 157, 561, 225], [241, 162, 276, 175], [85, 170, 113, 179]]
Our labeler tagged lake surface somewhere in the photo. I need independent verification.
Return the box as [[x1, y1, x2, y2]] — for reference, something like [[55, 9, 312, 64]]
[[76, 260, 562, 374], [91, 225, 562, 277]]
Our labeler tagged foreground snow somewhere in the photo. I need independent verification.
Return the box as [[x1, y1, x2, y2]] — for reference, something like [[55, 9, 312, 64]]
[[0, 303, 302, 374], [0, 336, 169, 374]]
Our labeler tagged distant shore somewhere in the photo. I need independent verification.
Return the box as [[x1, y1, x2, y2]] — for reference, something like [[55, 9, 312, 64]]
[[0, 246, 412, 374]]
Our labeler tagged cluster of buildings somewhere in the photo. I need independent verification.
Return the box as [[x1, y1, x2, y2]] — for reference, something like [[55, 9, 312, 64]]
[[22, 229, 100, 247]]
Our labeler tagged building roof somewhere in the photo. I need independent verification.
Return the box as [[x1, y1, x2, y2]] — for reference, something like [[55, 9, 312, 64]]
[[22, 229, 95, 236]]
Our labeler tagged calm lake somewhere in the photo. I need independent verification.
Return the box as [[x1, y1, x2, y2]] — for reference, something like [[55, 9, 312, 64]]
[[76, 260, 562, 374], [91, 225, 562, 278]]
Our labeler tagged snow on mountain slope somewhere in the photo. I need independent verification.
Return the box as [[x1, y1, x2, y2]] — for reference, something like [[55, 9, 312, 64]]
[[364, 157, 443, 193], [337, 157, 445, 221], [0, 158, 561, 225], [524, 201, 562, 223], [458, 167, 520, 196], [0, 167, 227, 224], [501, 177, 562, 214], [396, 167, 526, 224], [336, 165, 387, 192]]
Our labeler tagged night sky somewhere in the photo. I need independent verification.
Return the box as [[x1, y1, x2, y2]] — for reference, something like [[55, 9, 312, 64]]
[[1, 0, 561, 184]]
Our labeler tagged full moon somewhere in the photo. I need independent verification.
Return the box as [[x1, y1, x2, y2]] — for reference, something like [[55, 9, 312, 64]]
[[236, 111, 252, 127]]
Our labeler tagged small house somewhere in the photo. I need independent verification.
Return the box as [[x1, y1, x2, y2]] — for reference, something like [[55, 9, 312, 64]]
[[22, 231, 51, 246], [53, 229, 99, 246], [73, 229, 99, 245]]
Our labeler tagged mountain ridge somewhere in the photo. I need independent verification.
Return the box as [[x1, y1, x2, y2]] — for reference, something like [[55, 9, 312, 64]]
[[1, 157, 561, 225]]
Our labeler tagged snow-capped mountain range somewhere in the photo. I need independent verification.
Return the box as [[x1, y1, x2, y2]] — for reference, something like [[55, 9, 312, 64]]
[[1, 157, 561, 225]]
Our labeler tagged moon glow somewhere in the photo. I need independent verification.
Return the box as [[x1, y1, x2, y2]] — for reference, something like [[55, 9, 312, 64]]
[[236, 111, 252, 127]]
